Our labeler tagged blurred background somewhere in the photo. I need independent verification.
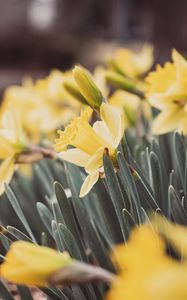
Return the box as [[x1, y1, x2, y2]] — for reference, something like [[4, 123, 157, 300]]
[[0, 0, 186, 94]]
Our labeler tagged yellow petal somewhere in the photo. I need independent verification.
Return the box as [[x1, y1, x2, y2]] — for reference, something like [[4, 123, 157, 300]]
[[146, 63, 176, 95], [85, 147, 104, 174], [93, 121, 113, 145], [172, 49, 187, 68], [152, 215, 187, 258], [0, 136, 14, 158], [100, 103, 125, 148], [59, 149, 90, 167], [0, 155, 15, 195], [152, 107, 184, 135], [1, 241, 72, 286], [79, 172, 99, 198]]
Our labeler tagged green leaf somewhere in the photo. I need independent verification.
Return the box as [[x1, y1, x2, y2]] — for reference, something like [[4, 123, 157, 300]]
[[37, 202, 54, 237], [6, 226, 33, 242], [54, 182, 87, 262], [0, 281, 15, 300], [5, 185, 36, 243], [103, 153, 126, 239], [51, 221, 64, 252], [58, 223, 83, 260], [117, 152, 142, 224], [168, 185, 187, 224], [17, 286, 34, 300], [150, 151, 168, 214]]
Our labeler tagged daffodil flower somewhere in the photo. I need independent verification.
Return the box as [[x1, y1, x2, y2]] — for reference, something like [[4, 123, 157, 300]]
[[146, 49, 187, 134], [1, 70, 81, 143], [55, 103, 125, 197], [1, 241, 72, 286], [0, 109, 29, 195], [109, 90, 151, 127], [107, 222, 187, 300], [111, 45, 153, 79]]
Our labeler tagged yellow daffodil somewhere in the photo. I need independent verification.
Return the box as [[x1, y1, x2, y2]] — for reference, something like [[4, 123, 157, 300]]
[[152, 215, 187, 258], [109, 90, 151, 126], [0, 108, 29, 195], [146, 49, 187, 134], [111, 45, 153, 79], [1, 70, 81, 142], [55, 103, 125, 197], [107, 223, 187, 300], [1, 241, 72, 286]]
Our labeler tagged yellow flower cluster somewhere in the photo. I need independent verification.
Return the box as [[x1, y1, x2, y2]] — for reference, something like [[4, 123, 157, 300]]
[[146, 50, 187, 134], [4, 45, 187, 197], [0, 109, 29, 194], [107, 218, 187, 300], [1, 70, 81, 143], [110, 44, 153, 79]]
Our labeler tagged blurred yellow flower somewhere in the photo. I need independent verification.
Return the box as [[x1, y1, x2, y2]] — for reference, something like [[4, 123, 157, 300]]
[[1, 241, 72, 286], [107, 221, 187, 300], [93, 66, 109, 99], [1, 70, 81, 143], [109, 90, 151, 126], [55, 103, 125, 197], [111, 45, 153, 79], [0, 108, 29, 195], [146, 49, 187, 134]]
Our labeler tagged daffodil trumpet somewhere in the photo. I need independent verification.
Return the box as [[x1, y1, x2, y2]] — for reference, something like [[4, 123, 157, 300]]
[[55, 103, 125, 197]]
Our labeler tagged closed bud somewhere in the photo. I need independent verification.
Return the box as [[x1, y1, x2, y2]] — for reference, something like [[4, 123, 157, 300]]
[[73, 66, 103, 109], [63, 81, 87, 104], [105, 70, 144, 98]]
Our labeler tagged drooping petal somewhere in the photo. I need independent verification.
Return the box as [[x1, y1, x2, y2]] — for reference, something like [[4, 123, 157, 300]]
[[59, 148, 90, 167], [100, 103, 125, 148], [79, 171, 99, 198]]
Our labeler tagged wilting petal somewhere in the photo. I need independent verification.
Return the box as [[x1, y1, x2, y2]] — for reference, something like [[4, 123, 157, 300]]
[[80, 171, 99, 198], [59, 148, 90, 167], [100, 103, 125, 148]]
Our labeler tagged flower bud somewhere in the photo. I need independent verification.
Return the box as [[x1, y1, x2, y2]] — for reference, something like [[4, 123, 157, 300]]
[[73, 66, 103, 109]]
